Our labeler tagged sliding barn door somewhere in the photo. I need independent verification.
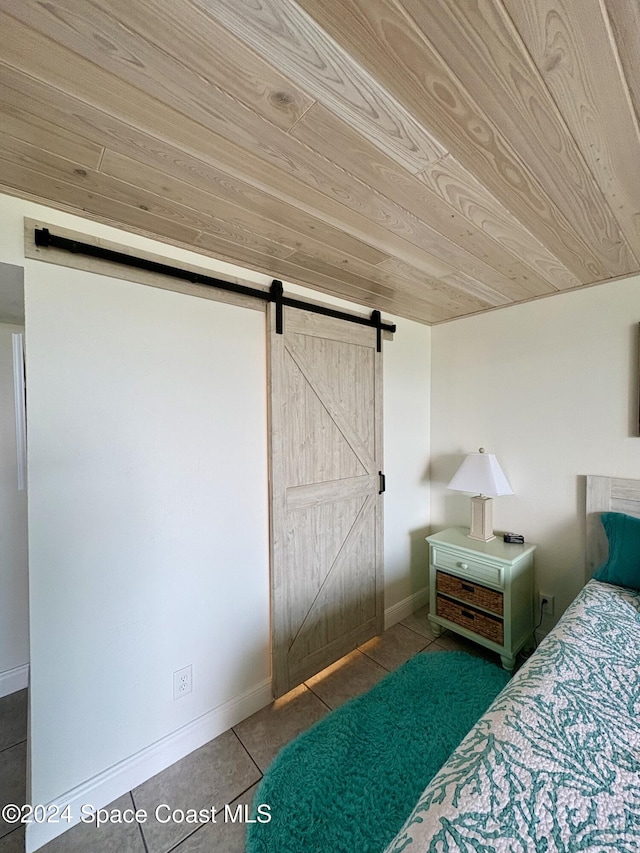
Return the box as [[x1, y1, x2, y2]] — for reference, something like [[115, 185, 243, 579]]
[[268, 305, 384, 697]]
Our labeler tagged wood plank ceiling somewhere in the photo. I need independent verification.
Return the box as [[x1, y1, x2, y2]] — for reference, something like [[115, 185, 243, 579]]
[[0, 0, 639, 324]]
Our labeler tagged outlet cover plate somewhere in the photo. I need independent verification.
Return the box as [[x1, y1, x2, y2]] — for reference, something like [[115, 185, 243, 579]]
[[538, 593, 554, 616], [173, 664, 193, 700]]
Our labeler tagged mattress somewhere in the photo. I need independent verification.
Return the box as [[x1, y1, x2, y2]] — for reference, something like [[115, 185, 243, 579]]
[[384, 579, 640, 852]]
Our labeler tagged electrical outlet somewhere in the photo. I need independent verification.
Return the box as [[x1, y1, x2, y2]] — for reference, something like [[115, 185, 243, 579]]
[[173, 665, 192, 700], [538, 593, 554, 616]]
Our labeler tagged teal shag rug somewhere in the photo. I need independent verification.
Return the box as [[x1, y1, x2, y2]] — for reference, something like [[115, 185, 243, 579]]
[[246, 651, 510, 853]]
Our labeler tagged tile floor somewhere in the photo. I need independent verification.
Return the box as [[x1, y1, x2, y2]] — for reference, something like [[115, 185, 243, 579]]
[[0, 606, 501, 853]]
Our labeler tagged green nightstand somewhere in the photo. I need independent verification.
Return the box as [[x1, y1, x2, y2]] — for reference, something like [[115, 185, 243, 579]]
[[427, 527, 535, 670]]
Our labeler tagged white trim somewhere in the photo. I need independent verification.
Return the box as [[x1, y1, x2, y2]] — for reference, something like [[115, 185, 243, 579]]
[[12, 332, 27, 491], [384, 586, 429, 630], [26, 677, 272, 852], [0, 663, 29, 698]]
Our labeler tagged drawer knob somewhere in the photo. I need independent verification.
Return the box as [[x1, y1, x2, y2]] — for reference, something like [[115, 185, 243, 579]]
[[458, 562, 468, 569]]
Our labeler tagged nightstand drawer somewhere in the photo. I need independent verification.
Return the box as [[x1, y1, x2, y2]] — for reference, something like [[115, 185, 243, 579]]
[[436, 571, 503, 616], [436, 595, 504, 644], [431, 546, 503, 588]]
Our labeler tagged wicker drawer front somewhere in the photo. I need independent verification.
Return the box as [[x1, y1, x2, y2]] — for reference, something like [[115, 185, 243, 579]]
[[436, 595, 504, 644], [436, 571, 503, 615]]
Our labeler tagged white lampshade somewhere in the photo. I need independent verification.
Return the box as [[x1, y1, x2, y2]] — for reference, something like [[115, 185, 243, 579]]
[[447, 448, 513, 497], [447, 448, 513, 542]]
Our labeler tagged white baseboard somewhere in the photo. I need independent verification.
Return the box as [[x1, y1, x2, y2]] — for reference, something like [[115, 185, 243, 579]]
[[384, 587, 429, 630], [26, 677, 273, 852], [0, 663, 29, 698]]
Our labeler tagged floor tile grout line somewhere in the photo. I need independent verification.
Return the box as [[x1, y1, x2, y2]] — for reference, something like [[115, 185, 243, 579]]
[[357, 648, 392, 670], [351, 647, 393, 671], [130, 790, 150, 853], [135, 776, 268, 853], [0, 737, 27, 756], [163, 823, 204, 853], [0, 825, 23, 845], [399, 620, 440, 642], [302, 682, 333, 711], [136, 811, 150, 853], [231, 726, 266, 778], [131, 785, 207, 853]]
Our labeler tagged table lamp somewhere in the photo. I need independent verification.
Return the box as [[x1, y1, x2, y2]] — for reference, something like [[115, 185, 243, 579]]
[[447, 448, 513, 541]]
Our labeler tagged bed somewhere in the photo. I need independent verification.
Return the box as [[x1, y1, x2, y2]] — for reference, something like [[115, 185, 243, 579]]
[[384, 475, 640, 852]]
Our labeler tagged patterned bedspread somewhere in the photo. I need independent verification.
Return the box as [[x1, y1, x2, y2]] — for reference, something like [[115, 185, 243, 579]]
[[384, 580, 640, 852]]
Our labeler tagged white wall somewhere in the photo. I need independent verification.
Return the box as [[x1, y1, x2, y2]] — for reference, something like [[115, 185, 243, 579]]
[[26, 264, 270, 805], [0, 193, 431, 849], [430, 278, 640, 630], [0, 322, 29, 691], [382, 319, 431, 611]]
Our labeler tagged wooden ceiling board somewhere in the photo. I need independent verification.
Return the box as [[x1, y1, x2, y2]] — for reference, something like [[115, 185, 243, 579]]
[[504, 0, 640, 262], [0, 12, 555, 306], [284, 248, 500, 315], [0, 159, 202, 247], [292, 0, 622, 281], [267, 251, 467, 316], [99, 150, 397, 271], [193, 0, 446, 172], [0, 77, 390, 268], [195, 232, 454, 324], [0, 106, 104, 171], [0, 0, 639, 324], [416, 155, 581, 292], [2, 0, 313, 135], [0, 99, 447, 316], [600, 1, 640, 124], [13, 16, 472, 283], [97, 0, 316, 131], [0, 23, 440, 267], [399, 0, 636, 274], [0, 131, 314, 261], [376, 255, 500, 310], [102, 147, 485, 316], [291, 103, 558, 299]]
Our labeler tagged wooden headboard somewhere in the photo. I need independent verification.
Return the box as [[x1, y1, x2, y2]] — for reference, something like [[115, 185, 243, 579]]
[[586, 475, 640, 579]]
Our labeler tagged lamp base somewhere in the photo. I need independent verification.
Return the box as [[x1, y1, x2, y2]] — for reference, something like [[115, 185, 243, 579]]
[[468, 495, 495, 542]]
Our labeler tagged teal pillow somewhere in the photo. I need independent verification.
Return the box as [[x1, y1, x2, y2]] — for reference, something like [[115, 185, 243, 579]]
[[594, 512, 640, 590]]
